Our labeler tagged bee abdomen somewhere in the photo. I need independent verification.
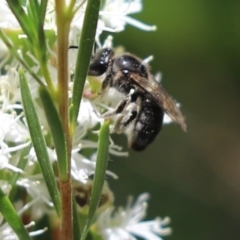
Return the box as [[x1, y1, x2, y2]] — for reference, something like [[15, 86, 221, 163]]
[[129, 98, 164, 151]]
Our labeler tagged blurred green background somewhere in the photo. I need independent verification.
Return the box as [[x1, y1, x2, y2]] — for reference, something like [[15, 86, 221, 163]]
[[105, 1, 240, 239]]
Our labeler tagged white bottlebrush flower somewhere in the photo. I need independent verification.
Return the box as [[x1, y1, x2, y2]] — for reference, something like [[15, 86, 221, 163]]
[[68, 0, 155, 44], [16, 175, 54, 220], [71, 152, 96, 184], [0, 111, 29, 143], [0, 110, 30, 174], [0, 67, 20, 107], [43, 0, 153, 45], [0, 1, 178, 239], [100, 0, 156, 32], [0, 1, 19, 28], [0, 220, 47, 240], [77, 98, 102, 129], [0, 154, 23, 173], [71, 150, 119, 184], [96, 193, 171, 240], [0, 0, 183, 187], [0, 197, 47, 239]]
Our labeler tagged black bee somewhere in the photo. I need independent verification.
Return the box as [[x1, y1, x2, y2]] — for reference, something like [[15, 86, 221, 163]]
[[88, 48, 187, 151]]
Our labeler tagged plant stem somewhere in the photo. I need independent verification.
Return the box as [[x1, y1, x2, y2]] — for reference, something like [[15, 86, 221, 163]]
[[60, 180, 72, 240], [55, 1, 73, 239]]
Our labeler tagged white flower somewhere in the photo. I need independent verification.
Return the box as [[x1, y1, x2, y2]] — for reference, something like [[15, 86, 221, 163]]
[[0, 1, 19, 28], [77, 98, 102, 129], [100, 0, 156, 32], [0, 221, 47, 240], [17, 175, 54, 220], [0, 197, 47, 239], [71, 150, 119, 184], [0, 2, 177, 239], [0, 111, 29, 142], [71, 152, 95, 184], [44, 0, 154, 45], [0, 154, 23, 173], [0, 110, 30, 173], [97, 193, 172, 240]]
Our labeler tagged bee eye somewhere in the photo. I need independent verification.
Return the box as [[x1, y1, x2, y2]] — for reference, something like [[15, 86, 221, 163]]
[[88, 48, 114, 76]]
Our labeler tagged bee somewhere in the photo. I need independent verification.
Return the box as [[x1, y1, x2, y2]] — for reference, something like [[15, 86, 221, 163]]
[[88, 48, 187, 151]]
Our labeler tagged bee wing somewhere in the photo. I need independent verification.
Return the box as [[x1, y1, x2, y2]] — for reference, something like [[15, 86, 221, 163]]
[[131, 73, 187, 131]]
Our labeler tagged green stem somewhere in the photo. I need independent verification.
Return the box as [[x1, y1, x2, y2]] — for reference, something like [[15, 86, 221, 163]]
[[55, 2, 74, 239], [55, 2, 72, 165]]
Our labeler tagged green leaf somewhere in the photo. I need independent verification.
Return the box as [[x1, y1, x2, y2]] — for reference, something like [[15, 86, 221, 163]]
[[28, 0, 41, 26], [38, 0, 48, 64], [27, 0, 46, 57], [39, 0, 48, 24], [80, 120, 110, 240], [70, 0, 101, 130], [39, 86, 68, 181], [28, 0, 48, 65], [73, 197, 81, 240], [6, 0, 36, 43], [19, 70, 61, 217], [0, 188, 32, 240]]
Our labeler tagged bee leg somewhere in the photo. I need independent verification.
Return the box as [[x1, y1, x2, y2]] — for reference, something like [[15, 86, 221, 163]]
[[114, 101, 139, 134], [101, 88, 136, 118], [101, 74, 112, 93], [102, 95, 130, 119], [114, 111, 138, 134]]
